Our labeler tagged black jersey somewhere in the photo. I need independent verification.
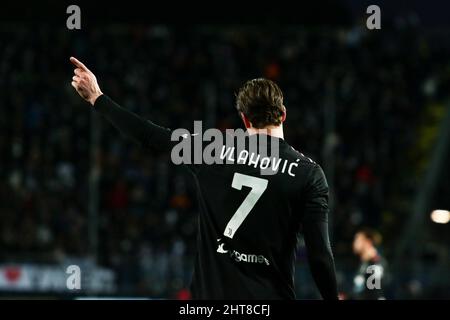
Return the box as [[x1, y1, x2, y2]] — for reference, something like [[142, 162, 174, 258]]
[[93, 94, 338, 300]]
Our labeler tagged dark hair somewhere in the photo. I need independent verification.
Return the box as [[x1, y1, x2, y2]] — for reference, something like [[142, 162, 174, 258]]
[[358, 228, 382, 246], [235, 78, 285, 129]]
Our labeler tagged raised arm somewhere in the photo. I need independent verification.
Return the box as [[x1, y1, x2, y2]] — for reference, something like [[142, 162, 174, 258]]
[[302, 164, 339, 300], [70, 57, 172, 152]]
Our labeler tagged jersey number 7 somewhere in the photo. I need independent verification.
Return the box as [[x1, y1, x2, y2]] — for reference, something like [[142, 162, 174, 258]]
[[223, 173, 268, 239]]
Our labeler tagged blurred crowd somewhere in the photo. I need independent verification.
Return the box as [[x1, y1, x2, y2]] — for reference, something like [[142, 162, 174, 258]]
[[0, 22, 449, 298]]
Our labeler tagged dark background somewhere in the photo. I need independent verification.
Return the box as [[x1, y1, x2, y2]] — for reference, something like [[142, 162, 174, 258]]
[[0, 0, 449, 299]]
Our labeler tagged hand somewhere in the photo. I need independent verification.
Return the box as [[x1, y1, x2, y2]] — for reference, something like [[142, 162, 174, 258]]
[[70, 57, 103, 106]]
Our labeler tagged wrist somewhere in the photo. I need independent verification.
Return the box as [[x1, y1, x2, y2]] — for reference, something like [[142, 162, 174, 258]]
[[90, 91, 103, 106]]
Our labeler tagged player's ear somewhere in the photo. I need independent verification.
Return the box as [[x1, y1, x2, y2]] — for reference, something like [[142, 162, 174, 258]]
[[281, 106, 286, 123], [240, 112, 252, 129]]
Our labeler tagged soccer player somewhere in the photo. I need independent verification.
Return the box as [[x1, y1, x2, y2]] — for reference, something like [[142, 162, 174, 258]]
[[352, 228, 386, 300], [69, 56, 338, 299]]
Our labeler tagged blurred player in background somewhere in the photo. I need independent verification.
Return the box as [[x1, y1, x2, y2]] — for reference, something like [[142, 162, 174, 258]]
[[69, 56, 338, 300], [351, 228, 386, 300]]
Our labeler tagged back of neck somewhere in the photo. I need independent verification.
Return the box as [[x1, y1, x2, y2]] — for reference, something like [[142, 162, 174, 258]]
[[246, 125, 284, 140]]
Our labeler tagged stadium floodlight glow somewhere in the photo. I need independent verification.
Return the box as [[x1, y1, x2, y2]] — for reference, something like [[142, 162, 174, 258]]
[[430, 210, 450, 224]]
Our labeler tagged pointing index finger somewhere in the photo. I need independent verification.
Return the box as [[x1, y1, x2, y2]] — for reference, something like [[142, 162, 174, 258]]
[[70, 56, 88, 71]]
